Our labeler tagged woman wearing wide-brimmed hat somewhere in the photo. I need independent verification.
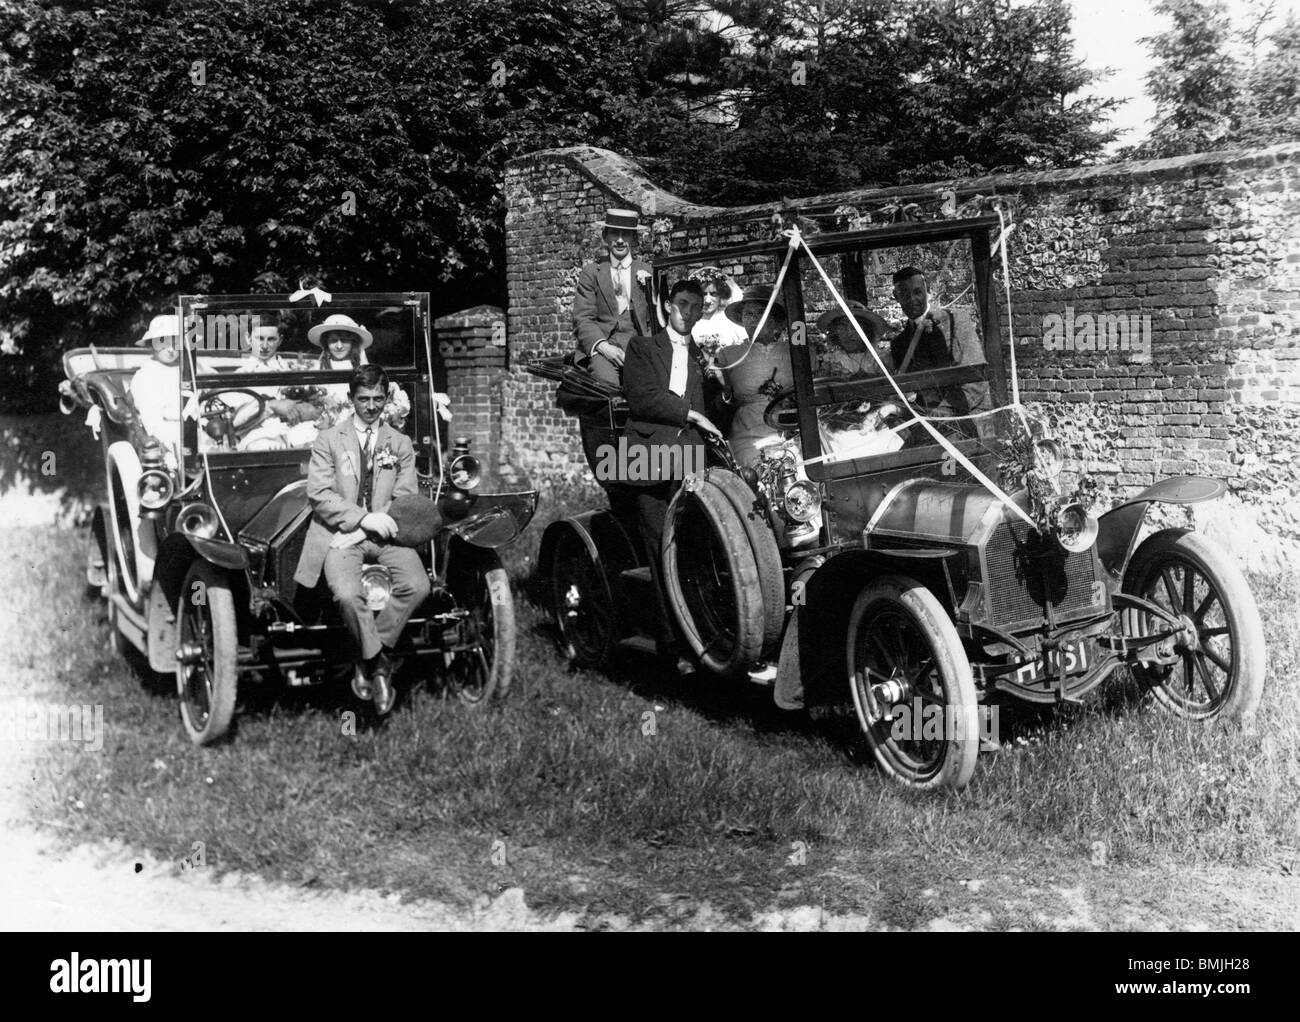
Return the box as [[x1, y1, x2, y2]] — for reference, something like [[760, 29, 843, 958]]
[[308, 313, 374, 370], [716, 284, 794, 469], [815, 300, 891, 376]]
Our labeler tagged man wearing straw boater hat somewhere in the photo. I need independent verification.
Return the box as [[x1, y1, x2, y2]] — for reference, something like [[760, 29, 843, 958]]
[[571, 206, 655, 532]]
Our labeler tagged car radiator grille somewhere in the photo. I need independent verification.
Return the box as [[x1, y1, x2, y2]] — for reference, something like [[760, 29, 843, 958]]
[[983, 520, 1102, 629], [272, 524, 308, 598]]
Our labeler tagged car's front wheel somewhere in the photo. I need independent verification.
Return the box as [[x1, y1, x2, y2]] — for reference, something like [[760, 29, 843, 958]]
[[1123, 528, 1264, 722], [846, 575, 980, 791], [447, 563, 515, 707], [175, 559, 240, 745]]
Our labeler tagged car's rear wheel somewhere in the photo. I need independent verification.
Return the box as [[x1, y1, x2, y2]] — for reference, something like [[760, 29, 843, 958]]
[[175, 560, 239, 745], [448, 564, 515, 706], [1123, 528, 1264, 722], [662, 476, 765, 677], [551, 527, 619, 669], [846, 575, 979, 791]]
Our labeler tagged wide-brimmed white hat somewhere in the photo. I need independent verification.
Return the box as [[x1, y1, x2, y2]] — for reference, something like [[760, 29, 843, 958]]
[[307, 313, 373, 349], [136, 313, 181, 346]]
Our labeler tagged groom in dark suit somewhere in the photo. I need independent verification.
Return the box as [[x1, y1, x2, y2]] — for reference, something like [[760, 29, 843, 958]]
[[620, 278, 724, 668]]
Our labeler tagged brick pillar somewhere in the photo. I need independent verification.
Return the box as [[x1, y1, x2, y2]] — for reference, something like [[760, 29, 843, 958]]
[[435, 305, 506, 469]]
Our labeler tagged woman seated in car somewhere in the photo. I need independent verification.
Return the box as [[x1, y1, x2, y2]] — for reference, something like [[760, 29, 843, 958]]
[[716, 284, 794, 470], [310, 313, 410, 430]]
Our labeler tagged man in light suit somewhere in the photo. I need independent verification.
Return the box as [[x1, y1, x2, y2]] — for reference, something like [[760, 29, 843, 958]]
[[293, 364, 431, 713], [620, 278, 724, 670], [572, 207, 655, 538]]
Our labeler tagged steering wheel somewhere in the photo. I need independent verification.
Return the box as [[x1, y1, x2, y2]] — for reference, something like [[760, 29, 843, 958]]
[[762, 386, 801, 434], [200, 388, 268, 450]]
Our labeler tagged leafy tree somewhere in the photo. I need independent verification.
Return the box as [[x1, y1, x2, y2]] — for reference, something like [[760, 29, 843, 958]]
[[0, 0, 647, 407], [1236, 13, 1300, 148], [1121, 0, 1241, 159]]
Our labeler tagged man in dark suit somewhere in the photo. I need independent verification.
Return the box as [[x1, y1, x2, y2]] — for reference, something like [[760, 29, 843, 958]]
[[571, 207, 656, 537], [293, 364, 431, 714], [619, 278, 724, 669], [888, 265, 993, 438]]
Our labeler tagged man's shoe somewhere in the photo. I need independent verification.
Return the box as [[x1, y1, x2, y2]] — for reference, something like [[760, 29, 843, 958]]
[[351, 662, 373, 701], [371, 653, 397, 716]]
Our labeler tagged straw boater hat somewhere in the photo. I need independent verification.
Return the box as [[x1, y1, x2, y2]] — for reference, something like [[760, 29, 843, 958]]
[[135, 313, 181, 347], [815, 300, 890, 345], [306, 313, 374, 349], [602, 208, 640, 232], [725, 284, 787, 325]]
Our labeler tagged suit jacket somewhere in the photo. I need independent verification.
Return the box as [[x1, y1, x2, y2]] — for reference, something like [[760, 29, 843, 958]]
[[888, 305, 991, 421], [620, 330, 719, 486], [293, 418, 418, 587], [572, 257, 653, 384]]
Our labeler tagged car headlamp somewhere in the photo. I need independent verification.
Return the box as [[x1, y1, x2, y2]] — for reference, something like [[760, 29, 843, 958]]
[[177, 502, 219, 539], [1032, 438, 1065, 478], [1055, 502, 1099, 553], [783, 480, 821, 523], [137, 469, 175, 512], [361, 564, 393, 612], [448, 453, 481, 490]]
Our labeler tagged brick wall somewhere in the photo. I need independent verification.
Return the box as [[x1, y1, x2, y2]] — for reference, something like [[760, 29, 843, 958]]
[[435, 304, 505, 465], [501, 143, 1300, 544]]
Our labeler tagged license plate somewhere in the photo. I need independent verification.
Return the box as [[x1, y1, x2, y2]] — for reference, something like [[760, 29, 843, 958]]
[[1011, 639, 1090, 684]]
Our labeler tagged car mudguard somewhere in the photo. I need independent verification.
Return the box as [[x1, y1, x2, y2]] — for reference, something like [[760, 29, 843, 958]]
[[1096, 475, 1227, 580]]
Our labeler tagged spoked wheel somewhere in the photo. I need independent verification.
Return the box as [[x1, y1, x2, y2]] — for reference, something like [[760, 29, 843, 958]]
[[1123, 528, 1264, 721], [551, 527, 619, 668], [447, 564, 515, 706], [175, 560, 239, 745], [846, 576, 979, 790]]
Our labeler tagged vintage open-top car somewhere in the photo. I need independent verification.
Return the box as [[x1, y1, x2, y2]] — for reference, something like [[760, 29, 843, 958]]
[[61, 291, 537, 744], [537, 214, 1265, 790]]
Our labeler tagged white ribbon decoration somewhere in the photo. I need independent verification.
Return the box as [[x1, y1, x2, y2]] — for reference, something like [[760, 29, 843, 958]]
[[290, 284, 333, 306], [792, 226, 1037, 528]]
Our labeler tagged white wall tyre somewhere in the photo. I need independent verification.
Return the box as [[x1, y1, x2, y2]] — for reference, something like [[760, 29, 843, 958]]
[[105, 441, 157, 606], [449, 565, 516, 706], [846, 575, 979, 791]]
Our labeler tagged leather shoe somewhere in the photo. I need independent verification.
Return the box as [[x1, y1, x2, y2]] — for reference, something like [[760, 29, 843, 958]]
[[371, 653, 397, 716], [350, 662, 373, 701]]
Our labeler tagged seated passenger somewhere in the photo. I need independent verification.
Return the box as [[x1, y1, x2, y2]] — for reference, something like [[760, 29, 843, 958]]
[[230, 313, 320, 449], [718, 285, 794, 470], [309, 314, 410, 431], [129, 314, 183, 462], [888, 266, 992, 434], [815, 300, 891, 377]]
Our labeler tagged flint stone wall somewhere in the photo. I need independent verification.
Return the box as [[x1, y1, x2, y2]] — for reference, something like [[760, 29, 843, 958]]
[[501, 143, 1300, 562]]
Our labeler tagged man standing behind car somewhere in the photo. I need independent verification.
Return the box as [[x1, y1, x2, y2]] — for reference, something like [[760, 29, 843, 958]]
[[293, 364, 431, 714], [572, 206, 655, 536]]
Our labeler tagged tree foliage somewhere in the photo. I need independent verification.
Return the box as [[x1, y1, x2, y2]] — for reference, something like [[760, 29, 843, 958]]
[[1, 0, 1118, 407], [1120, 0, 1300, 160]]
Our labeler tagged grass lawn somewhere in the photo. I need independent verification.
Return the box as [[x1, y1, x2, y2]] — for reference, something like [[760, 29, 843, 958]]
[[4, 415, 1298, 926]]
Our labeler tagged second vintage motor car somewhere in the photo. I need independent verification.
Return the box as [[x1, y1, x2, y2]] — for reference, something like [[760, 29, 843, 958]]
[[61, 291, 537, 744]]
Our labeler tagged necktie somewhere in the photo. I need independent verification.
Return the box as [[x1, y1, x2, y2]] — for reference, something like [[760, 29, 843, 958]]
[[357, 428, 373, 508]]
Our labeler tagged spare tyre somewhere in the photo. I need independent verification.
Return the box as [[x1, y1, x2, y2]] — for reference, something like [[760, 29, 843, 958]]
[[704, 468, 786, 659], [661, 475, 765, 677]]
